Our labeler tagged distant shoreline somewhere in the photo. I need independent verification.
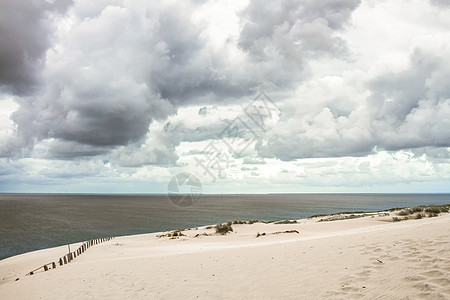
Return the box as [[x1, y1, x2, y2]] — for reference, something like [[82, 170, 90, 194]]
[[1, 193, 450, 261]]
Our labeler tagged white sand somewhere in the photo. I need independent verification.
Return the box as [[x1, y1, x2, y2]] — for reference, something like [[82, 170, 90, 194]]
[[1, 212, 449, 299]]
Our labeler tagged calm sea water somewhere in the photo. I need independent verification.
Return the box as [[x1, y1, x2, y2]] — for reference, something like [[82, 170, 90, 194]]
[[0, 193, 449, 260]]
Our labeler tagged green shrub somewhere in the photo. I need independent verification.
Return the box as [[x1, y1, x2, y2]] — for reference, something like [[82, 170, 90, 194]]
[[215, 223, 233, 235], [172, 230, 185, 237], [439, 206, 449, 213], [416, 213, 423, 219], [388, 208, 402, 212], [411, 206, 423, 213], [274, 220, 298, 224], [425, 207, 441, 214], [398, 209, 413, 216]]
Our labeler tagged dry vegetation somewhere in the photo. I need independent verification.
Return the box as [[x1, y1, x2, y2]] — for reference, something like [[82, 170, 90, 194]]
[[316, 212, 389, 222], [388, 204, 450, 222]]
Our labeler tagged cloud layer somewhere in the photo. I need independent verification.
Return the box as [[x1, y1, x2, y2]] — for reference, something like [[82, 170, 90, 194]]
[[0, 0, 449, 192], [2, 0, 365, 161]]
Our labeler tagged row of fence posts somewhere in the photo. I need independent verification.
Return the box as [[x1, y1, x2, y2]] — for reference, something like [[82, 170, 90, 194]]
[[28, 237, 114, 276]]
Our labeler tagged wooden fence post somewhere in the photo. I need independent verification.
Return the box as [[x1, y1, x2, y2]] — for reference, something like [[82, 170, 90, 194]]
[[52, 262, 56, 269]]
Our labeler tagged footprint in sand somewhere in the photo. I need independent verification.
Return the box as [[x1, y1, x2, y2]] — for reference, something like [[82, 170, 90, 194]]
[[420, 270, 444, 277], [429, 277, 450, 287], [413, 282, 439, 292], [356, 269, 372, 278], [404, 275, 428, 282], [416, 292, 448, 299]]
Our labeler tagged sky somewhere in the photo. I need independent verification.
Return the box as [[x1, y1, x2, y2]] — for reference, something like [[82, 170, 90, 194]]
[[0, 0, 449, 194]]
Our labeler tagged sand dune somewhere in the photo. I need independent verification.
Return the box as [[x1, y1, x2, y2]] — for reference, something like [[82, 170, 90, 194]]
[[1, 211, 449, 299]]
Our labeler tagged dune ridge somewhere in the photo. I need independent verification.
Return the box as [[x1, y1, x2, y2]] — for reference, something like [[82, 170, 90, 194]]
[[1, 207, 449, 299]]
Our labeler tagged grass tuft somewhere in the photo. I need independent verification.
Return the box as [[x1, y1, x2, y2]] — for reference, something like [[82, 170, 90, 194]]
[[425, 207, 441, 214], [234, 220, 245, 224], [215, 223, 233, 235], [274, 220, 297, 224]]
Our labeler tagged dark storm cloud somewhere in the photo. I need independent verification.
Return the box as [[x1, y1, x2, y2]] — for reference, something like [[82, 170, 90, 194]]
[[0, 0, 366, 163], [46, 141, 110, 160], [6, 0, 263, 160], [7, 0, 359, 161], [0, 0, 72, 95], [9, 3, 182, 156], [153, 8, 257, 104]]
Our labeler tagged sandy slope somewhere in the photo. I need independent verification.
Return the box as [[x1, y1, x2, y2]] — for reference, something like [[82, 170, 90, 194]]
[[1, 212, 449, 299]]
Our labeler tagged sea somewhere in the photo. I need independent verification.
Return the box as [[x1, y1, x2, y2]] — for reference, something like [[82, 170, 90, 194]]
[[0, 193, 449, 260]]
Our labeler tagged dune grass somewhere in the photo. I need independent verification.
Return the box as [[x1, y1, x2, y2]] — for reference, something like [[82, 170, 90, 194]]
[[215, 223, 233, 235]]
